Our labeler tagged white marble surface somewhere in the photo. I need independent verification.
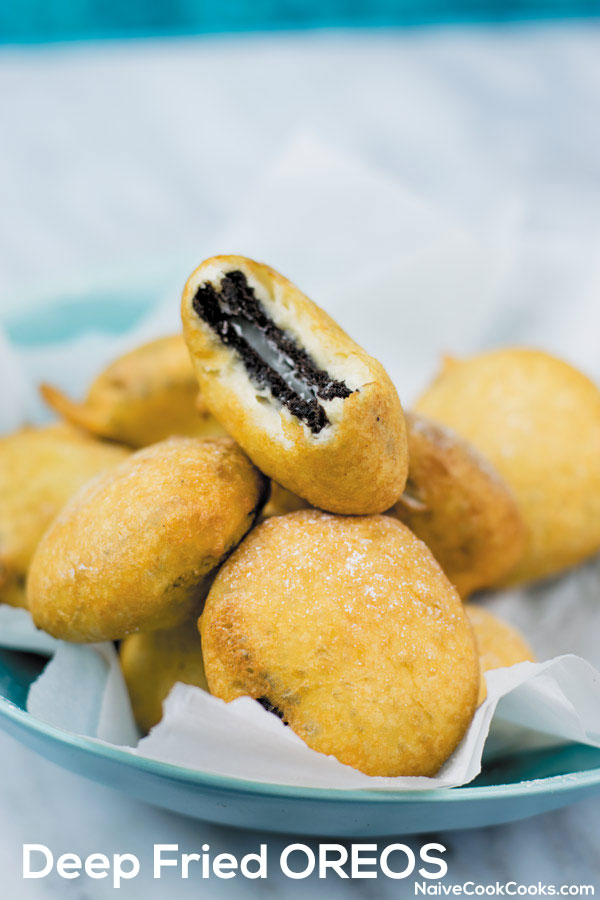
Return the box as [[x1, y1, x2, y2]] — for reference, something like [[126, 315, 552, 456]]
[[1, 23, 600, 308], [1, 24, 600, 896], [0, 728, 599, 897]]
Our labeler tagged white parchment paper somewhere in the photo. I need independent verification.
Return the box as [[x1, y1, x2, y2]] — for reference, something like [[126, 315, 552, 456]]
[[1, 133, 600, 790]]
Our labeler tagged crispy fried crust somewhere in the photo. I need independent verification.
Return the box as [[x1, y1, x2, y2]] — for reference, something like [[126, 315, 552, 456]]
[[261, 481, 310, 519], [466, 604, 535, 704], [0, 424, 129, 606], [40, 335, 226, 448], [416, 348, 600, 585], [120, 621, 208, 733], [181, 256, 408, 514], [200, 510, 479, 777], [28, 437, 269, 642], [389, 412, 526, 598], [1, 582, 29, 609]]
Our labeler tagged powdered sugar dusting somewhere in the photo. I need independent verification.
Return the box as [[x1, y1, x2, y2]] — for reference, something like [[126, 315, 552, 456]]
[[213, 509, 465, 633]]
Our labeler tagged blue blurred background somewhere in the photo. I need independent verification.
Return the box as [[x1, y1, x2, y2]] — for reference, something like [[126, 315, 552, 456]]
[[1, 0, 598, 42]]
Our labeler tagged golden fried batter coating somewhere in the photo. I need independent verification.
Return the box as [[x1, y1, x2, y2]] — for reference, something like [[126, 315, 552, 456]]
[[0, 424, 129, 606], [1, 583, 28, 609], [389, 412, 526, 598], [28, 437, 269, 642], [416, 349, 600, 585], [120, 621, 208, 733], [262, 482, 310, 518], [466, 604, 535, 704], [40, 335, 225, 448], [201, 510, 479, 777], [182, 256, 408, 514]]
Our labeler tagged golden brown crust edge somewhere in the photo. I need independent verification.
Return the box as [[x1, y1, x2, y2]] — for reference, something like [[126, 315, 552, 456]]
[[390, 412, 527, 598], [466, 604, 535, 704], [120, 621, 208, 733], [0, 425, 130, 605], [40, 335, 226, 448], [415, 348, 600, 585]]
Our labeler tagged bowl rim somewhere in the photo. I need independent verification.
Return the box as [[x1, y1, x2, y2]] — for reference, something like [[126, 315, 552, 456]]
[[2, 696, 600, 804]]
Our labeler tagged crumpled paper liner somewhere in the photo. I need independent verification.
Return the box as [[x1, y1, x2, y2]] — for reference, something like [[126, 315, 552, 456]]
[[134, 657, 600, 790], [2, 133, 600, 791], [0, 608, 138, 746], [1, 606, 599, 791]]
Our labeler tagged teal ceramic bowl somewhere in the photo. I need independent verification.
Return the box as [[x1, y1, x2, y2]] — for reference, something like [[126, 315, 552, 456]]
[[1, 282, 600, 836], [1, 646, 600, 835]]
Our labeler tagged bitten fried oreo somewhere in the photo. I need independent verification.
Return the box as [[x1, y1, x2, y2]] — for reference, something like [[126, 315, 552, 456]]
[[200, 510, 479, 777], [120, 621, 208, 732], [28, 437, 268, 642], [466, 604, 535, 704], [417, 349, 600, 585], [41, 334, 225, 448], [181, 256, 408, 514], [389, 412, 526, 598], [0, 424, 129, 607]]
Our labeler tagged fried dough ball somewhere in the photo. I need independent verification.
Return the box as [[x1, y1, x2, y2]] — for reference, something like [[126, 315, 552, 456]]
[[466, 604, 535, 704], [416, 349, 600, 585], [28, 437, 269, 642], [120, 622, 208, 733], [1, 583, 28, 609], [262, 481, 310, 518], [201, 510, 479, 777], [40, 334, 225, 448], [182, 256, 408, 514], [0, 424, 129, 606], [389, 412, 526, 598]]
